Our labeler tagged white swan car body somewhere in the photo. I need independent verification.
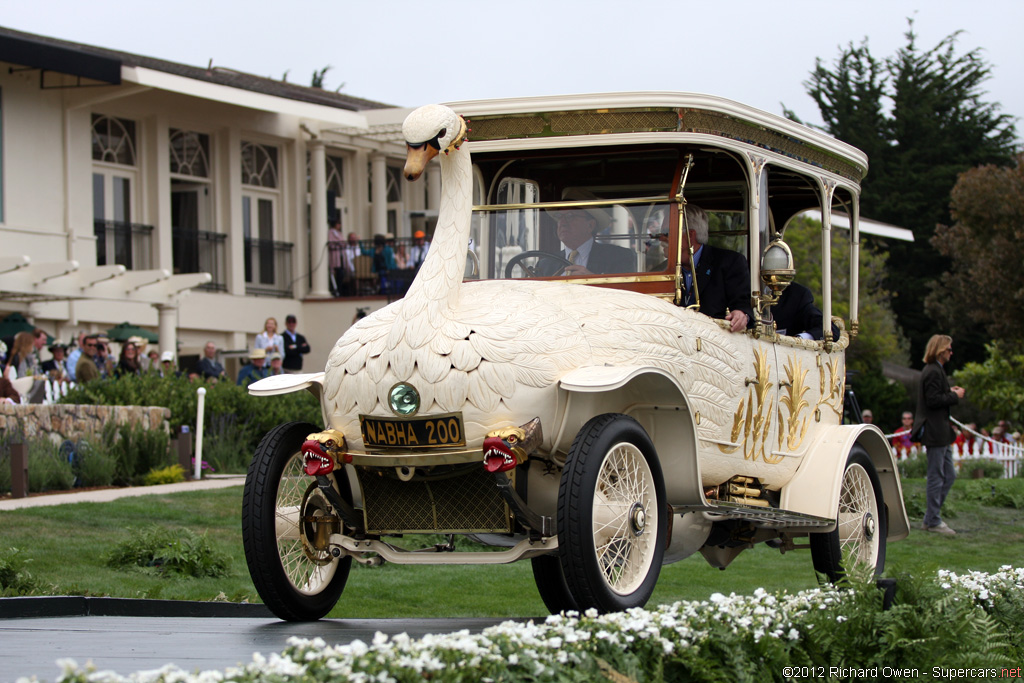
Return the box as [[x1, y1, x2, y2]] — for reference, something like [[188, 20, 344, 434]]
[[243, 92, 908, 620]]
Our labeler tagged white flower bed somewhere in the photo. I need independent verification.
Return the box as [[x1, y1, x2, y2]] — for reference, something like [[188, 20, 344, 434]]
[[42, 566, 1024, 683]]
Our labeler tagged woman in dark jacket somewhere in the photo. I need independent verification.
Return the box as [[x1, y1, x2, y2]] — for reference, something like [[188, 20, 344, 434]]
[[911, 334, 965, 535]]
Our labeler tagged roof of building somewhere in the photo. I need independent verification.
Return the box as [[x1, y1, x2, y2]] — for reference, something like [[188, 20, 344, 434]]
[[0, 25, 392, 112]]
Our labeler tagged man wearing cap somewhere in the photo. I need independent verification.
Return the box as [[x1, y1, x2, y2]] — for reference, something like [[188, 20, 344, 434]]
[[539, 189, 635, 276], [158, 351, 181, 378], [237, 348, 269, 386], [267, 353, 285, 376], [282, 315, 311, 373], [409, 230, 431, 269]]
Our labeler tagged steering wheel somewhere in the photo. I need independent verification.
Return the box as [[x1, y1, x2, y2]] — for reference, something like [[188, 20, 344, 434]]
[[505, 251, 573, 279]]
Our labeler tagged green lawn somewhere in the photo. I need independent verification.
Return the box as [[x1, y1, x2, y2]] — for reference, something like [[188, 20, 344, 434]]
[[1, 478, 1022, 618]]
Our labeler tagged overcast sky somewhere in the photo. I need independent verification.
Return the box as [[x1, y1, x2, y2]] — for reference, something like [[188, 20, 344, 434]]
[[4, 0, 1022, 131]]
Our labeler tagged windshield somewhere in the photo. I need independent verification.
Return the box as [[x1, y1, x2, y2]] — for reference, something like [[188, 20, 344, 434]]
[[467, 148, 680, 280]]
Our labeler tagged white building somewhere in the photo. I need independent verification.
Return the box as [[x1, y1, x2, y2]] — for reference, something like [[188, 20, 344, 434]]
[[0, 26, 431, 373]]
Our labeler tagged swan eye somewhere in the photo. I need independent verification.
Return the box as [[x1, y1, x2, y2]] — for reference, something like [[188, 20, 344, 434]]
[[438, 128, 447, 139]]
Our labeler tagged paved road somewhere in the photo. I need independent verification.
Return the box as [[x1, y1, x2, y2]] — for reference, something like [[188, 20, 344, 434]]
[[1, 481, 524, 681], [0, 475, 246, 511], [0, 613, 513, 682]]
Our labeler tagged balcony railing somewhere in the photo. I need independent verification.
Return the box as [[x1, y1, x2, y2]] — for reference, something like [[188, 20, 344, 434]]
[[244, 238, 294, 298], [94, 220, 153, 270], [172, 228, 227, 292]]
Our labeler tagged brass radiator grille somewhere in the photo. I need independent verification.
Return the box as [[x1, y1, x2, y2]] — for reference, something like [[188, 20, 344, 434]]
[[356, 467, 512, 534]]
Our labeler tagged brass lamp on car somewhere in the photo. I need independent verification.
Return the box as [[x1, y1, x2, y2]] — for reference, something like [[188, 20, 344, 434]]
[[758, 238, 795, 332]]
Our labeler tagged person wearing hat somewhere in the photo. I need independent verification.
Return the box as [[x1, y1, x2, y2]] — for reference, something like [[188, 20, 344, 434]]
[[539, 188, 635, 276], [237, 348, 269, 386], [282, 314, 310, 373], [41, 341, 70, 380], [158, 351, 181, 379], [267, 352, 285, 376], [409, 230, 431, 269], [860, 409, 874, 424]]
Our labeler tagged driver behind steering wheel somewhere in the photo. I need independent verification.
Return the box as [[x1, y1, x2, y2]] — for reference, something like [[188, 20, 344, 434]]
[[538, 189, 635, 276]]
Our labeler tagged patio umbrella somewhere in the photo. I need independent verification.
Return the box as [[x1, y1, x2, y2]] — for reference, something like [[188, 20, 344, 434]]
[[0, 313, 54, 343], [106, 322, 159, 343]]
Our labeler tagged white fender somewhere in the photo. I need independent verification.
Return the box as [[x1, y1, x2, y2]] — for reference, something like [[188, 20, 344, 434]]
[[248, 372, 324, 401], [780, 423, 909, 540], [557, 365, 706, 508]]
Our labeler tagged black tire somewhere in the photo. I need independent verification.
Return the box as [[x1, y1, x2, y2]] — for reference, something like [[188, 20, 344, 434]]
[[557, 414, 667, 613], [242, 421, 352, 620], [531, 554, 579, 614], [809, 446, 887, 583]]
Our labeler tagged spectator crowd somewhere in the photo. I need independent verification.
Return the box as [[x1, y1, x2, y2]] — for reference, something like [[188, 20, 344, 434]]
[[0, 313, 313, 403]]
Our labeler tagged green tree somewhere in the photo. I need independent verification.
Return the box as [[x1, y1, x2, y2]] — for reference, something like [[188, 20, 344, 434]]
[[310, 65, 345, 92], [784, 216, 909, 426], [788, 20, 1018, 368], [953, 343, 1024, 428], [927, 153, 1024, 347]]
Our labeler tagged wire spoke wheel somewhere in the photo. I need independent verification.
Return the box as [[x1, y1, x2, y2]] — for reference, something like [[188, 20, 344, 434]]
[[592, 443, 657, 594], [558, 414, 666, 613], [810, 446, 887, 583], [836, 462, 879, 570], [242, 422, 351, 620], [276, 467, 340, 594]]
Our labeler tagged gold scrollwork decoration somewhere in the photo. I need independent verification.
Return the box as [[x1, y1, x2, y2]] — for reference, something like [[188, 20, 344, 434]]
[[777, 356, 810, 457], [719, 347, 775, 462], [816, 355, 844, 419]]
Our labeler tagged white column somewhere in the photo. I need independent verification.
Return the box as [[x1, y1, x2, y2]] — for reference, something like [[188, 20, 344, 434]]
[[371, 153, 388, 237], [148, 115, 173, 272], [308, 140, 330, 297], [224, 128, 246, 296], [156, 303, 179, 358]]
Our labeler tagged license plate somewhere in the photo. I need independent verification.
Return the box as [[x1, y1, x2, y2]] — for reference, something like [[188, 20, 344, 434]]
[[359, 412, 466, 450]]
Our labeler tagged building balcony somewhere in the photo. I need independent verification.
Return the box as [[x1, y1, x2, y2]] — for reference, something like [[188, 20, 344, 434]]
[[244, 238, 294, 298], [94, 220, 153, 270], [173, 228, 227, 292]]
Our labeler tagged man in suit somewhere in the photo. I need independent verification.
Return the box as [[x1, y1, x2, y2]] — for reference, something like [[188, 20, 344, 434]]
[[912, 334, 965, 536], [282, 314, 311, 373], [539, 191, 635, 276], [771, 281, 839, 341], [657, 204, 751, 333]]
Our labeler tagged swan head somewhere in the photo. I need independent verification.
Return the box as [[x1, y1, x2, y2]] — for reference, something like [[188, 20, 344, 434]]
[[402, 104, 467, 181]]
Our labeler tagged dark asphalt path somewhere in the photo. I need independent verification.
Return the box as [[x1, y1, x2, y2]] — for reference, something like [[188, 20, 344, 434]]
[[0, 615, 513, 682]]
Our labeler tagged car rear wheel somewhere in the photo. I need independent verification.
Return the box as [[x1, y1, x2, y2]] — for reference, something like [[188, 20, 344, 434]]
[[531, 554, 579, 614], [809, 446, 887, 583], [242, 421, 351, 620], [557, 414, 666, 613]]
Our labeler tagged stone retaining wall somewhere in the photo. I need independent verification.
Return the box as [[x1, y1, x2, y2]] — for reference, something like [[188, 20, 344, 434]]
[[0, 404, 171, 442]]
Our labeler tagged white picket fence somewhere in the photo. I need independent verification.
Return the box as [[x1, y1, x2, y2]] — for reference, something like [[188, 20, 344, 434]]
[[886, 418, 1023, 478]]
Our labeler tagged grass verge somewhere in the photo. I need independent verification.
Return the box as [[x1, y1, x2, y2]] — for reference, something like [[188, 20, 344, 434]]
[[0, 478, 1021, 616]]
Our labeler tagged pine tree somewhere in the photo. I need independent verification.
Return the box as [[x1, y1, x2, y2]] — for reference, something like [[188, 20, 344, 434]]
[[788, 20, 1018, 367]]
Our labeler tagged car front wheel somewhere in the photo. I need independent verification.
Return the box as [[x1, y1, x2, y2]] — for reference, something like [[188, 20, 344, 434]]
[[557, 413, 666, 613]]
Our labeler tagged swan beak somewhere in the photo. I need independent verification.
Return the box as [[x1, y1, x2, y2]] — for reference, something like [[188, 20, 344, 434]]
[[404, 144, 438, 181]]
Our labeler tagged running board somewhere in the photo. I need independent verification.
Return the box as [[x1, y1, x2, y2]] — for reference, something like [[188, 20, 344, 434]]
[[331, 534, 557, 565], [676, 501, 835, 529]]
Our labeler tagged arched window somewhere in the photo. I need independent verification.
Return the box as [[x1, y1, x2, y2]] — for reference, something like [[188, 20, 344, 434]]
[[170, 129, 210, 177], [91, 114, 136, 166], [241, 141, 278, 188]]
